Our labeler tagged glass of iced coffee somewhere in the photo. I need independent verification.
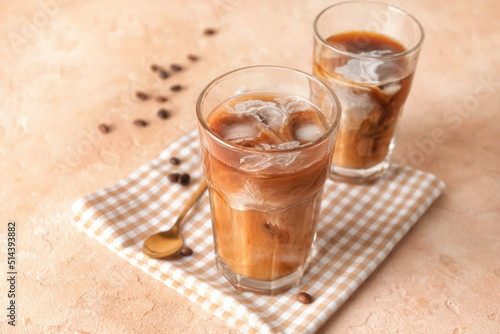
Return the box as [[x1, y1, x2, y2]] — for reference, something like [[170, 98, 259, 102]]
[[196, 66, 341, 294], [313, 1, 424, 183]]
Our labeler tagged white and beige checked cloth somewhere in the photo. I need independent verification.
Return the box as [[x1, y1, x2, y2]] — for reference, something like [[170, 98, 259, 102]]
[[72, 130, 445, 334]]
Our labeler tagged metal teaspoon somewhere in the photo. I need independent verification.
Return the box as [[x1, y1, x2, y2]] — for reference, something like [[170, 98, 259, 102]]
[[142, 179, 207, 259]]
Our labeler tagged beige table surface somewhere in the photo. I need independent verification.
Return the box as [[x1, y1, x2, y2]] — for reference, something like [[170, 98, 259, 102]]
[[1, 0, 499, 333]]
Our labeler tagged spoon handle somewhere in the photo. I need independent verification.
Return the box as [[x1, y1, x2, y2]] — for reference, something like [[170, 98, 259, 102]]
[[174, 178, 208, 227]]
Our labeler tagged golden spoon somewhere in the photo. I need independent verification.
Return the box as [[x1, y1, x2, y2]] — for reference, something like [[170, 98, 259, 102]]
[[142, 178, 207, 259]]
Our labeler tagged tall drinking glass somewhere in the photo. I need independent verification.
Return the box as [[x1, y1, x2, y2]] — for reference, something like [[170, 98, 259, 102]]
[[313, 1, 424, 183], [196, 66, 341, 294]]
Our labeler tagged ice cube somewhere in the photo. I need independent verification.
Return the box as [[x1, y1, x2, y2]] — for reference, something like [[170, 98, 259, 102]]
[[277, 96, 311, 114], [209, 112, 261, 143], [221, 123, 259, 142], [233, 99, 286, 130], [380, 82, 401, 97], [335, 58, 382, 83], [247, 130, 283, 148], [234, 99, 278, 115], [376, 62, 405, 82], [282, 110, 329, 144], [293, 123, 324, 142], [334, 83, 380, 128], [254, 106, 286, 130]]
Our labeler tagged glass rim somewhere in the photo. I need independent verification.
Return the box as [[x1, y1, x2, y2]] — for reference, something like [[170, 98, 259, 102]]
[[313, 0, 425, 61], [196, 65, 341, 154]]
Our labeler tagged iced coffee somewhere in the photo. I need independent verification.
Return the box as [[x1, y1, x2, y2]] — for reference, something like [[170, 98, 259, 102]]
[[196, 66, 340, 294], [314, 31, 413, 170], [313, 2, 424, 182]]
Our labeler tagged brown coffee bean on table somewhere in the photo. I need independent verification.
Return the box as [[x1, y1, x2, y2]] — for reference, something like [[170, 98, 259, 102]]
[[170, 64, 182, 72], [297, 292, 313, 304], [203, 28, 217, 35], [179, 173, 190, 186], [159, 70, 169, 79], [170, 85, 182, 92], [133, 119, 148, 127], [98, 123, 111, 134], [168, 173, 181, 183], [157, 109, 171, 120], [136, 91, 149, 100], [169, 157, 181, 165], [155, 96, 168, 103], [180, 247, 193, 256]]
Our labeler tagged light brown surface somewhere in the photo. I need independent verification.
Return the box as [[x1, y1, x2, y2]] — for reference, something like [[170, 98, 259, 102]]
[[1, 0, 499, 333]]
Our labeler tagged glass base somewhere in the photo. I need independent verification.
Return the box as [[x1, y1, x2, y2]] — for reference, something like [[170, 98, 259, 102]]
[[216, 257, 304, 295], [330, 159, 390, 184]]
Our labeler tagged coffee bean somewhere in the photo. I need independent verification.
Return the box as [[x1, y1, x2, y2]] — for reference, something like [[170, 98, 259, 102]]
[[159, 70, 169, 79], [187, 54, 199, 61], [204, 28, 217, 35], [136, 91, 149, 100], [151, 64, 159, 72], [133, 119, 148, 127], [180, 247, 193, 256], [155, 96, 168, 103], [297, 292, 313, 304], [157, 109, 171, 119], [98, 123, 111, 134], [170, 64, 182, 72], [168, 173, 181, 183], [179, 173, 190, 186], [169, 157, 181, 165], [170, 85, 182, 92]]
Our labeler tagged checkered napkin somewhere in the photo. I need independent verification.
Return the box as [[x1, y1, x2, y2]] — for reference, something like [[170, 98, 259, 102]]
[[71, 130, 445, 334]]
